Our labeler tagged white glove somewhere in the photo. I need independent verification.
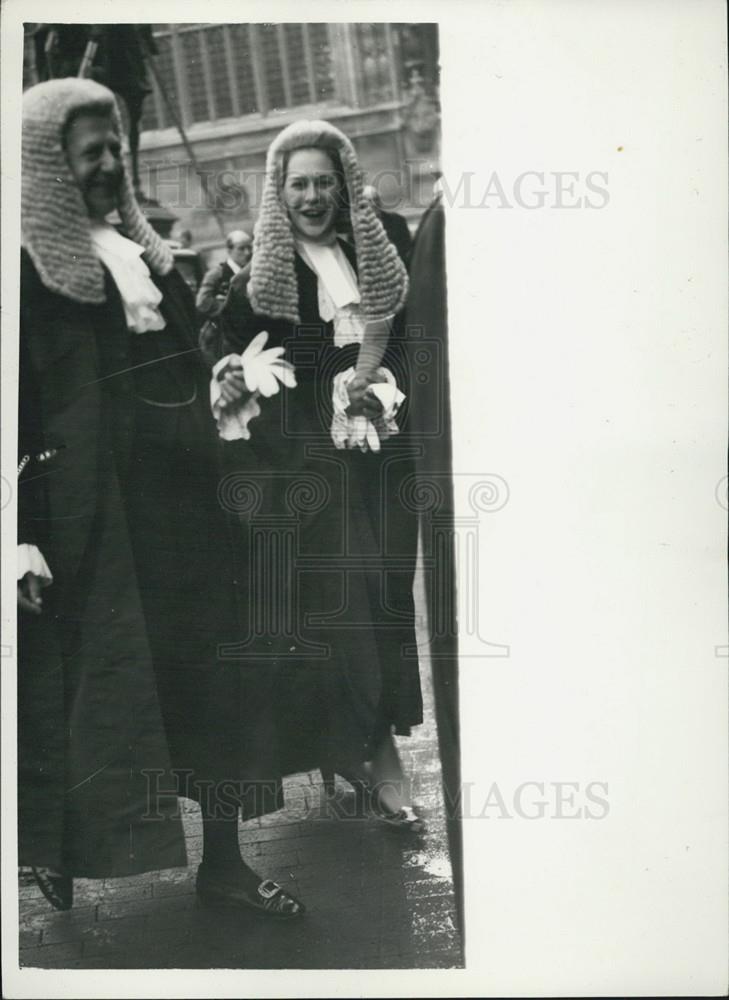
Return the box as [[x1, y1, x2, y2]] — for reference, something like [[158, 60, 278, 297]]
[[331, 367, 405, 452], [239, 330, 297, 397], [211, 331, 297, 440]]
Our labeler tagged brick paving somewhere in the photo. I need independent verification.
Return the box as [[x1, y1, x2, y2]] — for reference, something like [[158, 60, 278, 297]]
[[18, 578, 463, 970]]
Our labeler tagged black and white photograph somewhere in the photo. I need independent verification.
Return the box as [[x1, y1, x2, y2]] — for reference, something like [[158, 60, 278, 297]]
[[2, 1, 727, 997], [11, 13, 462, 973]]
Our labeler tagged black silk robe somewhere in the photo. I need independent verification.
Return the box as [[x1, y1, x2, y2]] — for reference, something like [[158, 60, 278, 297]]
[[216, 240, 423, 775], [18, 251, 282, 878]]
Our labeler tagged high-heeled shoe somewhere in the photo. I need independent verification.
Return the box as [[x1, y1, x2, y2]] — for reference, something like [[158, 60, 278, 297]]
[[30, 867, 73, 911], [369, 798, 426, 835], [320, 766, 426, 834]]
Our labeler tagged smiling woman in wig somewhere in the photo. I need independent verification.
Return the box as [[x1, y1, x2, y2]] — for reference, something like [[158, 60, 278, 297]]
[[212, 119, 424, 832]]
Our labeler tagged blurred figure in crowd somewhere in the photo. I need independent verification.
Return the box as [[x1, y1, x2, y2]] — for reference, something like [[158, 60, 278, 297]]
[[196, 229, 253, 319], [362, 183, 412, 267], [18, 78, 302, 920], [171, 227, 194, 249]]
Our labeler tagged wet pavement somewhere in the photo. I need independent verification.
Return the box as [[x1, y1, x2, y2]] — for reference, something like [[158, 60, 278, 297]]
[[18, 607, 463, 970]]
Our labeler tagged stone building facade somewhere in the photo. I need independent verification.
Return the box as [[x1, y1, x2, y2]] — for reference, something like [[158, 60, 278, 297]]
[[23, 23, 441, 254], [136, 23, 441, 251]]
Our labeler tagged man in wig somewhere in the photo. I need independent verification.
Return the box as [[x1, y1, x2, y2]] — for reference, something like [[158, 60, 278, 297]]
[[17, 78, 303, 919]]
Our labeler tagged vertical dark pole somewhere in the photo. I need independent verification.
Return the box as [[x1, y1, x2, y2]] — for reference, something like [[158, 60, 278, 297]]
[[406, 194, 464, 947]]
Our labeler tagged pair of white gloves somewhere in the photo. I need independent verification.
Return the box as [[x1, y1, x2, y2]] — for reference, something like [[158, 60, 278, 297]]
[[211, 331, 404, 452]]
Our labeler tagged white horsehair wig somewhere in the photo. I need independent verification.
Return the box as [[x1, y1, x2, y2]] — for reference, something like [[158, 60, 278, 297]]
[[249, 119, 408, 324], [22, 78, 173, 305]]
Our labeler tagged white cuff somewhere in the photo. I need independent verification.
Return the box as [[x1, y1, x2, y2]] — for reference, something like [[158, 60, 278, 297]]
[[17, 544, 53, 585], [210, 357, 262, 441], [330, 367, 405, 453]]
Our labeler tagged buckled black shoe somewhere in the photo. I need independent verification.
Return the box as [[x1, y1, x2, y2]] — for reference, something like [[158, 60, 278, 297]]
[[196, 864, 305, 920], [30, 867, 73, 911]]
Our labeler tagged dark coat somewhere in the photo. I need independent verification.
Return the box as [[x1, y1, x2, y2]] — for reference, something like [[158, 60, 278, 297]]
[[18, 251, 282, 878], [406, 194, 463, 935], [216, 240, 423, 774], [379, 209, 413, 268], [196, 260, 237, 318]]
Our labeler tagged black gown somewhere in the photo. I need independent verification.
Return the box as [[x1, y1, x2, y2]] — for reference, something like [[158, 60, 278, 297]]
[[216, 240, 423, 776], [18, 253, 282, 878]]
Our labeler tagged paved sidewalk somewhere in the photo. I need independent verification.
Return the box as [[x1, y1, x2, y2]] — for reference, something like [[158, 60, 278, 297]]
[[18, 628, 463, 970]]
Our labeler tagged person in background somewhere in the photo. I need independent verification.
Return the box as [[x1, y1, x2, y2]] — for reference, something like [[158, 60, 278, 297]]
[[18, 78, 302, 920], [195, 229, 252, 319], [361, 183, 412, 267]]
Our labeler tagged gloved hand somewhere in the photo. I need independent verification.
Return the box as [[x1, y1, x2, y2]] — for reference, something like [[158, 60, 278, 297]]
[[216, 331, 296, 408], [345, 372, 385, 420], [210, 331, 297, 441], [331, 367, 405, 452]]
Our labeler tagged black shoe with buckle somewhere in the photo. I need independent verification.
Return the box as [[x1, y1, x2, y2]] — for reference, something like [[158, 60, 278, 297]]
[[196, 864, 305, 920]]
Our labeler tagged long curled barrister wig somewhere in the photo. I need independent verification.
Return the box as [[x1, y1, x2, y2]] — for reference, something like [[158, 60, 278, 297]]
[[249, 119, 409, 324], [22, 78, 173, 305]]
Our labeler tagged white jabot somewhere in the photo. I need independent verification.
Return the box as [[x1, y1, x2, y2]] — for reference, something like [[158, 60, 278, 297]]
[[295, 239, 360, 318], [89, 223, 166, 333], [226, 256, 241, 275], [295, 238, 365, 348]]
